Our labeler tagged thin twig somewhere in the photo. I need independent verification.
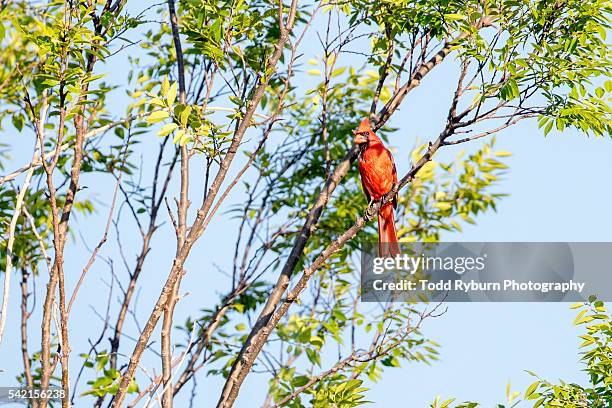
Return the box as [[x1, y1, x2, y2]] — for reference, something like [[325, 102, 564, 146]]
[[0, 137, 40, 347], [67, 131, 132, 315]]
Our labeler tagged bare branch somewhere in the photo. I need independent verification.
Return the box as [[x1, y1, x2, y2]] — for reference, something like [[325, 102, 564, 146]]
[[0, 134, 40, 347], [162, 1, 189, 406], [216, 20, 495, 405], [19, 268, 34, 390], [67, 133, 131, 315], [0, 114, 141, 187], [112, 1, 301, 404]]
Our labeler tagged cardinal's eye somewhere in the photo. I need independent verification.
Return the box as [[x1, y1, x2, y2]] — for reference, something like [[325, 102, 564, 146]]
[[364, 132, 370, 136]]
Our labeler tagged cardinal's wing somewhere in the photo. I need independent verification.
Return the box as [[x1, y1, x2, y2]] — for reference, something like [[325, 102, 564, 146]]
[[358, 166, 372, 203], [385, 148, 398, 209]]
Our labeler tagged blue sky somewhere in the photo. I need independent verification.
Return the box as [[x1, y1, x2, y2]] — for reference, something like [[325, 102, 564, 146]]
[[0, 1, 611, 407]]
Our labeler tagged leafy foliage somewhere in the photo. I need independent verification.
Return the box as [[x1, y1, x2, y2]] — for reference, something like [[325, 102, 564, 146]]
[[434, 297, 612, 408], [0, 0, 609, 406], [80, 352, 139, 398]]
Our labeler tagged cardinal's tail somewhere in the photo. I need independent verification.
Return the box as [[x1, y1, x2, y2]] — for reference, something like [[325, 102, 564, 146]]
[[378, 203, 400, 257]]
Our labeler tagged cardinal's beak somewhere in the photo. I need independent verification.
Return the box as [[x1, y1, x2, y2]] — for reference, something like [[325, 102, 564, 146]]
[[353, 132, 368, 145]]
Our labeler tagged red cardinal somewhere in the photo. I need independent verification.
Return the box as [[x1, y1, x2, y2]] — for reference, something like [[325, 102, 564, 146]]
[[353, 118, 400, 258]]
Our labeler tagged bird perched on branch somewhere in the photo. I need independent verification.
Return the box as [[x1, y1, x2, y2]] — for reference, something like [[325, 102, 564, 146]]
[[353, 118, 400, 258]]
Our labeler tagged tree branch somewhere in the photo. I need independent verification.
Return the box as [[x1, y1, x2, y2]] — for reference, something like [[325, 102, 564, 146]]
[[0, 114, 143, 187], [111, 1, 300, 405], [0, 141, 38, 346], [214, 20, 494, 408], [162, 1, 188, 406]]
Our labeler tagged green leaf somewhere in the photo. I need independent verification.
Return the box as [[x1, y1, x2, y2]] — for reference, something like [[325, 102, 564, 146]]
[[160, 76, 170, 97], [569, 302, 583, 309], [434, 202, 452, 211], [147, 110, 170, 124], [440, 398, 456, 408], [291, 375, 310, 388], [573, 309, 588, 325], [179, 131, 192, 146], [12, 114, 24, 131], [173, 129, 185, 144], [543, 120, 554, 136], [444, 13, 467, 21], [149, 97, 165, 107], [180, 106, 192, 126], [83, 73, 106, 84], [127, 379, 139, 394], [509, 79, 519, 99], [229, 95, 242, 106], [167, 82, 177, 106], [331, 67, 346, 78], [157, 123, 178, 137], [525, 381, 539, 399], [305, 348, 321, 366]]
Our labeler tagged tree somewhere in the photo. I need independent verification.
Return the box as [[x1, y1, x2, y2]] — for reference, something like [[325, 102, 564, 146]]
[[0, 0, 609, 407]]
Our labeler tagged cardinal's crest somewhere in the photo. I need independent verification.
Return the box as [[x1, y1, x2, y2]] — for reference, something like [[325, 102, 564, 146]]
[[356, 118, 372, 134]]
